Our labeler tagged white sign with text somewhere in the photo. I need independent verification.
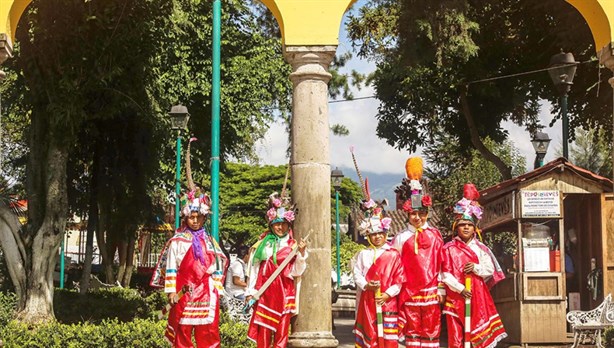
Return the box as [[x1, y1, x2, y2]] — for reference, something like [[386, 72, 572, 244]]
[[520, 190, 562, 218]]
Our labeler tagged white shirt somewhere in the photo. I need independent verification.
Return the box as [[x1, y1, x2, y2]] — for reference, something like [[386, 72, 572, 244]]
[[225, 257, 247, 297], [441, 237, 495, 293], [165, 234, 219, 293], [391, 222, 430, 253], [353, 244, 401, 297]]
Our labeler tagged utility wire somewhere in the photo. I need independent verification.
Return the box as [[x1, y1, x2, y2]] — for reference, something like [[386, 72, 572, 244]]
[[326, 59, 599, 104], [464, 60, 596, 85]]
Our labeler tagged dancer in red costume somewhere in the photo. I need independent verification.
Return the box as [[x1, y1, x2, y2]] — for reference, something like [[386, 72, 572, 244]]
[[151, 139, 228, 348], [442, 183, 507, 348], [354, 205, 406, 348], [150, 190, 228, 347], [392, 157, 445, 348], [246, 192, 307, 348]]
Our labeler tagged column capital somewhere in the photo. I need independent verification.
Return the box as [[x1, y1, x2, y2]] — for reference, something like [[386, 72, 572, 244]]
[[598, 42, 614, 72], [284, 45, 337, 84], [0, 33, 13, 65]]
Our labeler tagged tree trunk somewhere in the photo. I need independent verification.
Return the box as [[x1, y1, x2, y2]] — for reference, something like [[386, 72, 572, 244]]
[[17, 138, 68, 323], [459, 85, 512, 180], [120, 236, 136, 287], [0, 204, 26, 307], [80, 155, 99, 294], [96, 199, 115, 284], [116, 235, 128, 285]]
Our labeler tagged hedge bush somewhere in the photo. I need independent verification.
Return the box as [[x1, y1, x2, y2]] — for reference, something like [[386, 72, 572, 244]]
[[0, 288, 254, 348], [0, 291, 17, 327], [605, 326, 614, 348], [0, 316, 253, 347], [0, 318, 167, 347], [54, 287, 152, 324]]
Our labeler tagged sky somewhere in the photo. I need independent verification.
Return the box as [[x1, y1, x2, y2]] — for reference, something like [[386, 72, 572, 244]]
[[254, 1, 563, 202]]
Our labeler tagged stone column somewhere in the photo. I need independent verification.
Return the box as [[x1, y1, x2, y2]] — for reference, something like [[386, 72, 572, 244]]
[[285, 45, 339, 348], [598, 43, 614, 184]]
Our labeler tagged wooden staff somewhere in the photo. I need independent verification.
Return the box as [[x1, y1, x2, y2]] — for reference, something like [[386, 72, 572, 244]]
[[464, 276, 472, 348], [159, 285, 191, 320], [375, 284, 385, 348]]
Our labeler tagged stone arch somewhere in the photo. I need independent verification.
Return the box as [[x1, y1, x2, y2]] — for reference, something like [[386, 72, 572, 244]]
[[567, 0, 613, 54], [258, 0, 357, 45], [1, 0, 32, 57]]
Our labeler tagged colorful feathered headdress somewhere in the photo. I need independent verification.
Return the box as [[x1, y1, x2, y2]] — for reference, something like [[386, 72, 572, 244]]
[[395, 157, 432, 212], [180, 138, 211, 216], [452, 183, 483, 226], [358, 215, 392, 236], [265, 165, 296, 225], [350, 146, 391, 235], [266, 191, 296, 225]]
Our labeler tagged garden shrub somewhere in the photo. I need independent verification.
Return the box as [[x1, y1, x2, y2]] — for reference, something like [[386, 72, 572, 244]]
[[54, 287, 150, 324], [0, 318, 166, 347], [0, 291, 17, 327], [219, 311, 255, 347], [0, 287, 253, 347], [605, 326, 614, 348], [0, 316, 254, 347]]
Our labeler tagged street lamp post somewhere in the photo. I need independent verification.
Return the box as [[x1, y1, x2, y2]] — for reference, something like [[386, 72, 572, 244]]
[[169, 105, 190, 230], [331, 167, 344, 288], [548, 51, 578, 159], [531, 131, 552, 169]]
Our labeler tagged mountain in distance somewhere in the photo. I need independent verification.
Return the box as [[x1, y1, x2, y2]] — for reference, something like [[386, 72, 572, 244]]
[[343, 168, 405, 210]]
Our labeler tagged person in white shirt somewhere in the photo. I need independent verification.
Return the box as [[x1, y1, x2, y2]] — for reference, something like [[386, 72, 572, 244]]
[[225, 245, 250, 300]]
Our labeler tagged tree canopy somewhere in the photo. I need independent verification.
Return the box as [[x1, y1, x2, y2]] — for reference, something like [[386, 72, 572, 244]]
[[0, 0, 294, 322], [347, 0, 611, 179], [424, 136, 526, 235]]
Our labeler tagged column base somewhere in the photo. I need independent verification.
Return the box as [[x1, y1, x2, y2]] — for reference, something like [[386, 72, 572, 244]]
[[288, 331, 339, 347]]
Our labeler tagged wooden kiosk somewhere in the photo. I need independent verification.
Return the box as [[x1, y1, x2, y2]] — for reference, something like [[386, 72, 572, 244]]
[[478, 158, 613, 346]]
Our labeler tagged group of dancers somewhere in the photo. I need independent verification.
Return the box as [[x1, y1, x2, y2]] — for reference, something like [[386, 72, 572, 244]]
[[352, 157, 507, 348], [149, 142, 507, 348]]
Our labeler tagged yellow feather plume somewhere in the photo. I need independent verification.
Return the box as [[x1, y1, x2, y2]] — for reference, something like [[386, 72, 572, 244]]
[[405, 157, 423, 180]]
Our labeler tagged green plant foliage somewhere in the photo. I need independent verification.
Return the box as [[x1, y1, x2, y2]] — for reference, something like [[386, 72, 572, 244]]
[[333, 177, 364, 223], [144, 290, 168, 319], [54, 288, 150, 324], [331, 234, 366, 276], [0, 288, 255, 347], [0, 319, 167, 347], [219, 311, 255, 347], [604, 326, 614, 348], [218, 163, 289, 246], [567, 127, 613, 178], [425, 136, 526, 236], [0, 315, 253, 348], [347, 0, 611, 170], [0, 291, 17, 327]]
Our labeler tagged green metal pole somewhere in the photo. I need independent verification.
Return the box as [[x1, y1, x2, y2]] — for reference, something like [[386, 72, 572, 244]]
[[175, 132, 182, 230], [561, 94, 569, 159], [59, 234, 65, 289], [335, 190, 341, 287], [210, 0, 221, 242]]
